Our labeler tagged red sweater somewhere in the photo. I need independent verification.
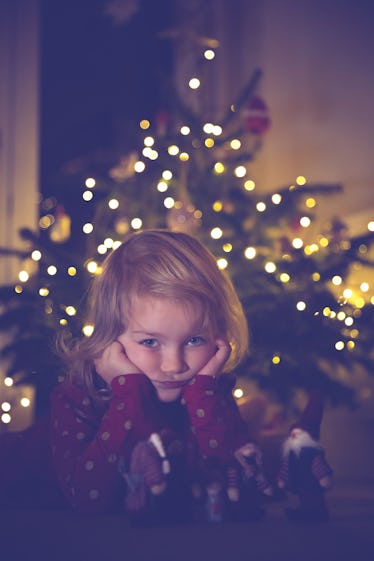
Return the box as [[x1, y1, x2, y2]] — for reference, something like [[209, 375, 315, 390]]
[[50, 373, 249, 513]]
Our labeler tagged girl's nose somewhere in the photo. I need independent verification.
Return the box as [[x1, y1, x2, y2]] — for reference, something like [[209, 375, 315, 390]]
[[160, 349, 187, 375]]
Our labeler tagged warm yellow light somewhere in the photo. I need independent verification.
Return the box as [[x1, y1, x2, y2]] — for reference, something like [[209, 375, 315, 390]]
[[213, 201, 223, 212], [305, 197, 316, 208], [83, 190, 94, 202], [97, 244, 107, 255], [296, 301, 306, 311], [319, 237, 329, 247], [18, 270, 29, 282], [230, 139, 241, 150], [214, 162, 225, 174], [131, 218, 143, 229], [332, 275, 342, 286], [39, 215, 54, 229], [244, 180, 255, 191], [47, 265, 57, 276], [223, 243, 232, 253], [20, 397, 31, 408], [180, 126, 190, 135], [347, 340, 355, 350], [60, 318, 68, 326], [272, 355, 281, 364], [296, 175, 307, 185], [204, 49, 215, 60], [1, 402, 11, 412], [15, 285, 23, 294], [144, 136, 155, 147], [31, 250, 42, 261], [39, 288, 49, 297], [86, 261, 98, 274], [140, 119, 150, 130], [233, 388, 244, 399], [343, 288, 353, 299], [168, 145, 179, 156], [350, 329, 359, 338], [272, 194, 282, 204], [104, 238, 114, 248], [194, 210, 202, 219], [360, 282, 369, 292], [265, 262, 276, 273], [108, 198, 120, 210], [82, 323, 95, 337], [163, 197, 175, 209], [162, 170, 173, 180], [179, 152, 189, 161], [345, 317, 354, 326], [312, 272, 321, 281], [213, 125, 222, 136], [210, 227, 223, 240], [83, 223, 94, 234], [85, 177, 96, 188], [134, 161, 145, 173], [256, 202, 266, 212], [205, 138, 215, 148], [300, 216, 311, 228], [203, 123, 214, 134], [368, 221, 374, 232], [234, 165, 246, 178], [68, 267, 77, 276], [189, 78, 200, 89], [244, 246, 256, 259], [217, 258, 228, 270], [292, 238, 303, 249], [1, 413, 11, 424], [65, 306, 76, 316], [335, 341, 345, 351], [157, 181, 168, 192], [4, 377, 13, 387], [279, 273, 290, 283]]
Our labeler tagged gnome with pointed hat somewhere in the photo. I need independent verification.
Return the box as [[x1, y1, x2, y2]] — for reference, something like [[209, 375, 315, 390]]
[[277, 390, 333, 521]]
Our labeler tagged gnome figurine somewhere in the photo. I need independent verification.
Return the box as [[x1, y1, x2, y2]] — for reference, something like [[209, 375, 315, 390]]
[[277, 391, 333, 522]]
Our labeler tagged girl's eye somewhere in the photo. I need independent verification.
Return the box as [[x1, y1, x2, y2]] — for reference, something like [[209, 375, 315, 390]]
[[139, 338, 159, 348], [187, 336, 205, 346]]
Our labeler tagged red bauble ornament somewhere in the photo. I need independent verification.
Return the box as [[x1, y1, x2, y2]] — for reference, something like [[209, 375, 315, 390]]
[[243, 96, 271, 135]]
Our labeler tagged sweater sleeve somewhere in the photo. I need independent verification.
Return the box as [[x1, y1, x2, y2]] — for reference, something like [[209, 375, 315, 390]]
[[182, 374, 250, 463], [50, 374, 161, 513]]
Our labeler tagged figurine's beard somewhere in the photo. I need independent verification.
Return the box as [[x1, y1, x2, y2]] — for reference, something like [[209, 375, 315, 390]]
[[283, 431, 321, 457]]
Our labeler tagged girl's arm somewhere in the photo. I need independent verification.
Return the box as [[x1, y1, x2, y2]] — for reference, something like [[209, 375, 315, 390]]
[[50, 374, 161, 513]]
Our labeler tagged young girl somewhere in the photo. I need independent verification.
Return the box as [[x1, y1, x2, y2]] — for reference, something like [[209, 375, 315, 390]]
[[4, 229, 270, 518]]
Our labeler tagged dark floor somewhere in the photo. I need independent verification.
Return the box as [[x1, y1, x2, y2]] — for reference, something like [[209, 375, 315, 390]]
[[1, 478, 374, 561]]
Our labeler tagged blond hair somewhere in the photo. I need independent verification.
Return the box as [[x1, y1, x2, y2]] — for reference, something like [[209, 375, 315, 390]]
[[59, 229, 248, 396]]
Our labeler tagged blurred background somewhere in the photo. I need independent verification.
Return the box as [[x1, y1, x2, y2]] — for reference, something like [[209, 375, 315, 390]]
[[0, 0, 373, 484]]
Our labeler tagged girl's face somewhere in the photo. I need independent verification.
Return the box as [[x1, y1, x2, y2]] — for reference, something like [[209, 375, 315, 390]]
[[118, 296, 218, 402]]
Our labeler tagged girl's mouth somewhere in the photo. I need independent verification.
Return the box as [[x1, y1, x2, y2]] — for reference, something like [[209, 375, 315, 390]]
[[150, 379, 190, 389]]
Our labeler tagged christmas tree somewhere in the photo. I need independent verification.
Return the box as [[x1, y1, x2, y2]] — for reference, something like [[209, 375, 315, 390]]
[[1, 40, 374, 429]]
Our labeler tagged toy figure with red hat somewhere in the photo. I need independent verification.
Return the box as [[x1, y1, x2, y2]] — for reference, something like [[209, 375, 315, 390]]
[[277, 390, 333, 522]]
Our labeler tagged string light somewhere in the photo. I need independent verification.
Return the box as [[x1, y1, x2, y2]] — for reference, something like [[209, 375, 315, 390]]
[[85, 178, 96, 188], [162, 170, 173, 180], [272, 194, 282, 204], [83, 190, 94, 201], [204, 49, 215, 60], [83, 223, 94, 234], [244, 247, 256, 259], [108, 199, 120, 210], [189, 78, 200, 89], [210, 227, 223, 239], [131, 218, 143, 229], [244, 180, 255, 191], [31, 250, 42, 261], [18, 270, 29, 282], [217, 258, 228, 270], [47, 266, 57, 276], [157, 181, 168, 192], [134, 161, 146, 173], [256, 202, 266, 212], [233, 387, 244, 399], [139, 119, 150, 130]]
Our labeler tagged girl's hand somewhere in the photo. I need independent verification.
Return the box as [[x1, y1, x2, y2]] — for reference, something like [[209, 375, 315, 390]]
[[94, 340, 142, 385], [197, 338, 231, 377]]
